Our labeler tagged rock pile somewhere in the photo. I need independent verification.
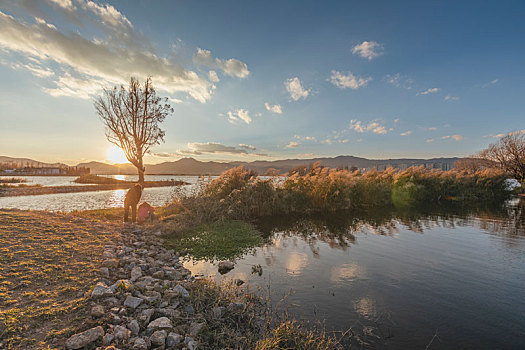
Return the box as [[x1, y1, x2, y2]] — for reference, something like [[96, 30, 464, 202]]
[[65, 226, 207, 350]]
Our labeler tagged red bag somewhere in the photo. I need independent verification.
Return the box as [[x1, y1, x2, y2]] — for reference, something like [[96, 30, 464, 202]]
[[137, 202, 155, 223]]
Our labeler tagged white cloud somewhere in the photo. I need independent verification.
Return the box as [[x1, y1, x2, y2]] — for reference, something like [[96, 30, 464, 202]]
[[168, 97, 183, 104], [442, 134, 465, 141], [400, 130, 412, 136], [426, 138, 434, 143], [294, 135, 317, 142], [349, 119, 388, 134], [180, 142, 252, 155], [285, 77, 309, 101], [352, 41, 384, 60], [238, 143, 256, 150], [394, 118, 400, 123], [48, 0, 75, 11], [484, 130, 525, 138], [193, 48, 249, 78], [285, 141, 300, 148], [83, 1, 133, 30], [329, 70, 371, 90], [9, 62, 54, 78], [417, 88, 440, 96], [43, 72, 105, 98], [208, 70, 219, 82], [385, 73, 414, 90], [0, 4, 215, 102], [444, 95, 459, 101], [296, 153, 317, 158], [265, 102, 282, 114], [226, 109, 252, 124], [481, 79, 498, 88]]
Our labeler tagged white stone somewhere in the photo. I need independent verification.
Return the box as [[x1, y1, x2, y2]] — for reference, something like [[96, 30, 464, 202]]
[[91, 282, 113, 298], [147, 316, 172, 330], [65, 326, 104, 349]]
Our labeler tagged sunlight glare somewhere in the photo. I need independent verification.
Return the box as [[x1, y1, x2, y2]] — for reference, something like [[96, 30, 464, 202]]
[[106, 145, 128, 164]]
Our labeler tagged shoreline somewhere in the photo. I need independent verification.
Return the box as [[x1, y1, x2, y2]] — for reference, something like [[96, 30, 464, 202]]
[[0, 181, 187, 197], [0, 209, 266, 349]]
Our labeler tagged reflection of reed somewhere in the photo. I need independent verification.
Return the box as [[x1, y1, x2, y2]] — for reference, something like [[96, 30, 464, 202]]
[[257, 201, 525, 248]]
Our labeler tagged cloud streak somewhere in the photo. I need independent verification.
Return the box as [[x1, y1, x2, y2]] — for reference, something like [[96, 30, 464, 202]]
[[226, 109, 252, 124], [193, 48, 249, 78], [0, 2, 219, 102], [352, 41, 384, 60], [385, 73, 414, 90], [330, 70, 371, 90], [349, 119, 388, 134], [417, 87, 440, 96], [442, 134, 465, 141], [265, 102, 282, 114]]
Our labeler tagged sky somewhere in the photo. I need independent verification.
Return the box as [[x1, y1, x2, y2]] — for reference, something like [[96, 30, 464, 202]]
[[0, 0, 524, 165]]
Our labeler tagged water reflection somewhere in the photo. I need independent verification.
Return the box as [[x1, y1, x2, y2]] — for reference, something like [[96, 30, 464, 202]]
[[353, 297, 377, 320], [107, 189, 126, 207], [330, 263, 365, 284], [184, 201, 525, 349], [0, 176, 203, 211], [255, 201, 525, 249], [284, 251, 308, 276]]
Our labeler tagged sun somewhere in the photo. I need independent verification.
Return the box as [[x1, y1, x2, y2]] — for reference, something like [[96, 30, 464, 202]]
[[106, 145, 128, 164]]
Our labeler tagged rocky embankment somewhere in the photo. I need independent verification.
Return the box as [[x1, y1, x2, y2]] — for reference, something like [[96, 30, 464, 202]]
[[65, 226, 240, 350]]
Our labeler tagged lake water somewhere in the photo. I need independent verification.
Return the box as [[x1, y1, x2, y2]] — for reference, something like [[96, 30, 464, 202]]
[[184, 203, 525, 349], [2, 176, 524, 348], [0, 175, 202, 211]]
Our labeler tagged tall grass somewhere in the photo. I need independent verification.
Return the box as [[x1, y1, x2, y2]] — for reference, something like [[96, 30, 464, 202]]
[[162, 165, 511, 228]]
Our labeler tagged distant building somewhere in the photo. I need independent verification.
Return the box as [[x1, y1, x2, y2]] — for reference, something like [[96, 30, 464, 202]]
[[0, 163, 90, 176]]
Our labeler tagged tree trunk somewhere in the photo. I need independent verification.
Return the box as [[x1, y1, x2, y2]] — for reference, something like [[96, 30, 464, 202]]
[[138, 167, 145, 184]]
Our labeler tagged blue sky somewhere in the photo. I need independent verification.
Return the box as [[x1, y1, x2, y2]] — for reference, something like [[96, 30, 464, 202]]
[[0, 0, 524, 165]]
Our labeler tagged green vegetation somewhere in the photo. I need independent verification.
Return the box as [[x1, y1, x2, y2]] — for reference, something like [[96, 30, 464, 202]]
[[154, 165, 514, 348], [162, 165, 512, 227], [165, 221, 264, 261], [159, 164, 512, 260]]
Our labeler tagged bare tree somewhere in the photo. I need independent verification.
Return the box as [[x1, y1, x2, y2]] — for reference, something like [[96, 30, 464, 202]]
[[94, 77, 173, 183], [478, 132, 525, 182], [454, 157, 486, 172]]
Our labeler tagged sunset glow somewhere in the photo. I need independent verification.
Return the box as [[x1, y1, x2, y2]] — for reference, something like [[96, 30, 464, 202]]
[[106, 146, 128, 164]]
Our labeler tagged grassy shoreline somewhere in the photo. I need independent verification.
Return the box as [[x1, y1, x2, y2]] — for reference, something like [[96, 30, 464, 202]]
[[0, 209, 344, 349]]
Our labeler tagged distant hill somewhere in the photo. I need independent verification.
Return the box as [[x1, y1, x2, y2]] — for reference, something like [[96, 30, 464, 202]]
[[0, 156, 66, 168], [75, 161, 137, 174], [2, 155, 460, 175]]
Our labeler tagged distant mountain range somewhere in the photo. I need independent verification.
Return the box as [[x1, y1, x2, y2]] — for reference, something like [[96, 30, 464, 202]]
[[2, 155, 460, 175]]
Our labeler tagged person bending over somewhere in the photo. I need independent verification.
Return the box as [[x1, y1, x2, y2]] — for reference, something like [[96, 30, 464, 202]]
[[124, 183, 142, 222]]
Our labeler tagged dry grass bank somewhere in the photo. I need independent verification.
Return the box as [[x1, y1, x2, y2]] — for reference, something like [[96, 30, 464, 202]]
[[0, 209, 120, 349]]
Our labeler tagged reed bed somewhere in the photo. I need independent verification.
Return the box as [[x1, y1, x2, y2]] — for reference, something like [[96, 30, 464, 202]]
[[162, 165, 511, 228]]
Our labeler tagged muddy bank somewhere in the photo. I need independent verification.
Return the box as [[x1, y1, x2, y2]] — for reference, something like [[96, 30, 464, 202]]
[[0, 181, 187, 197]]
